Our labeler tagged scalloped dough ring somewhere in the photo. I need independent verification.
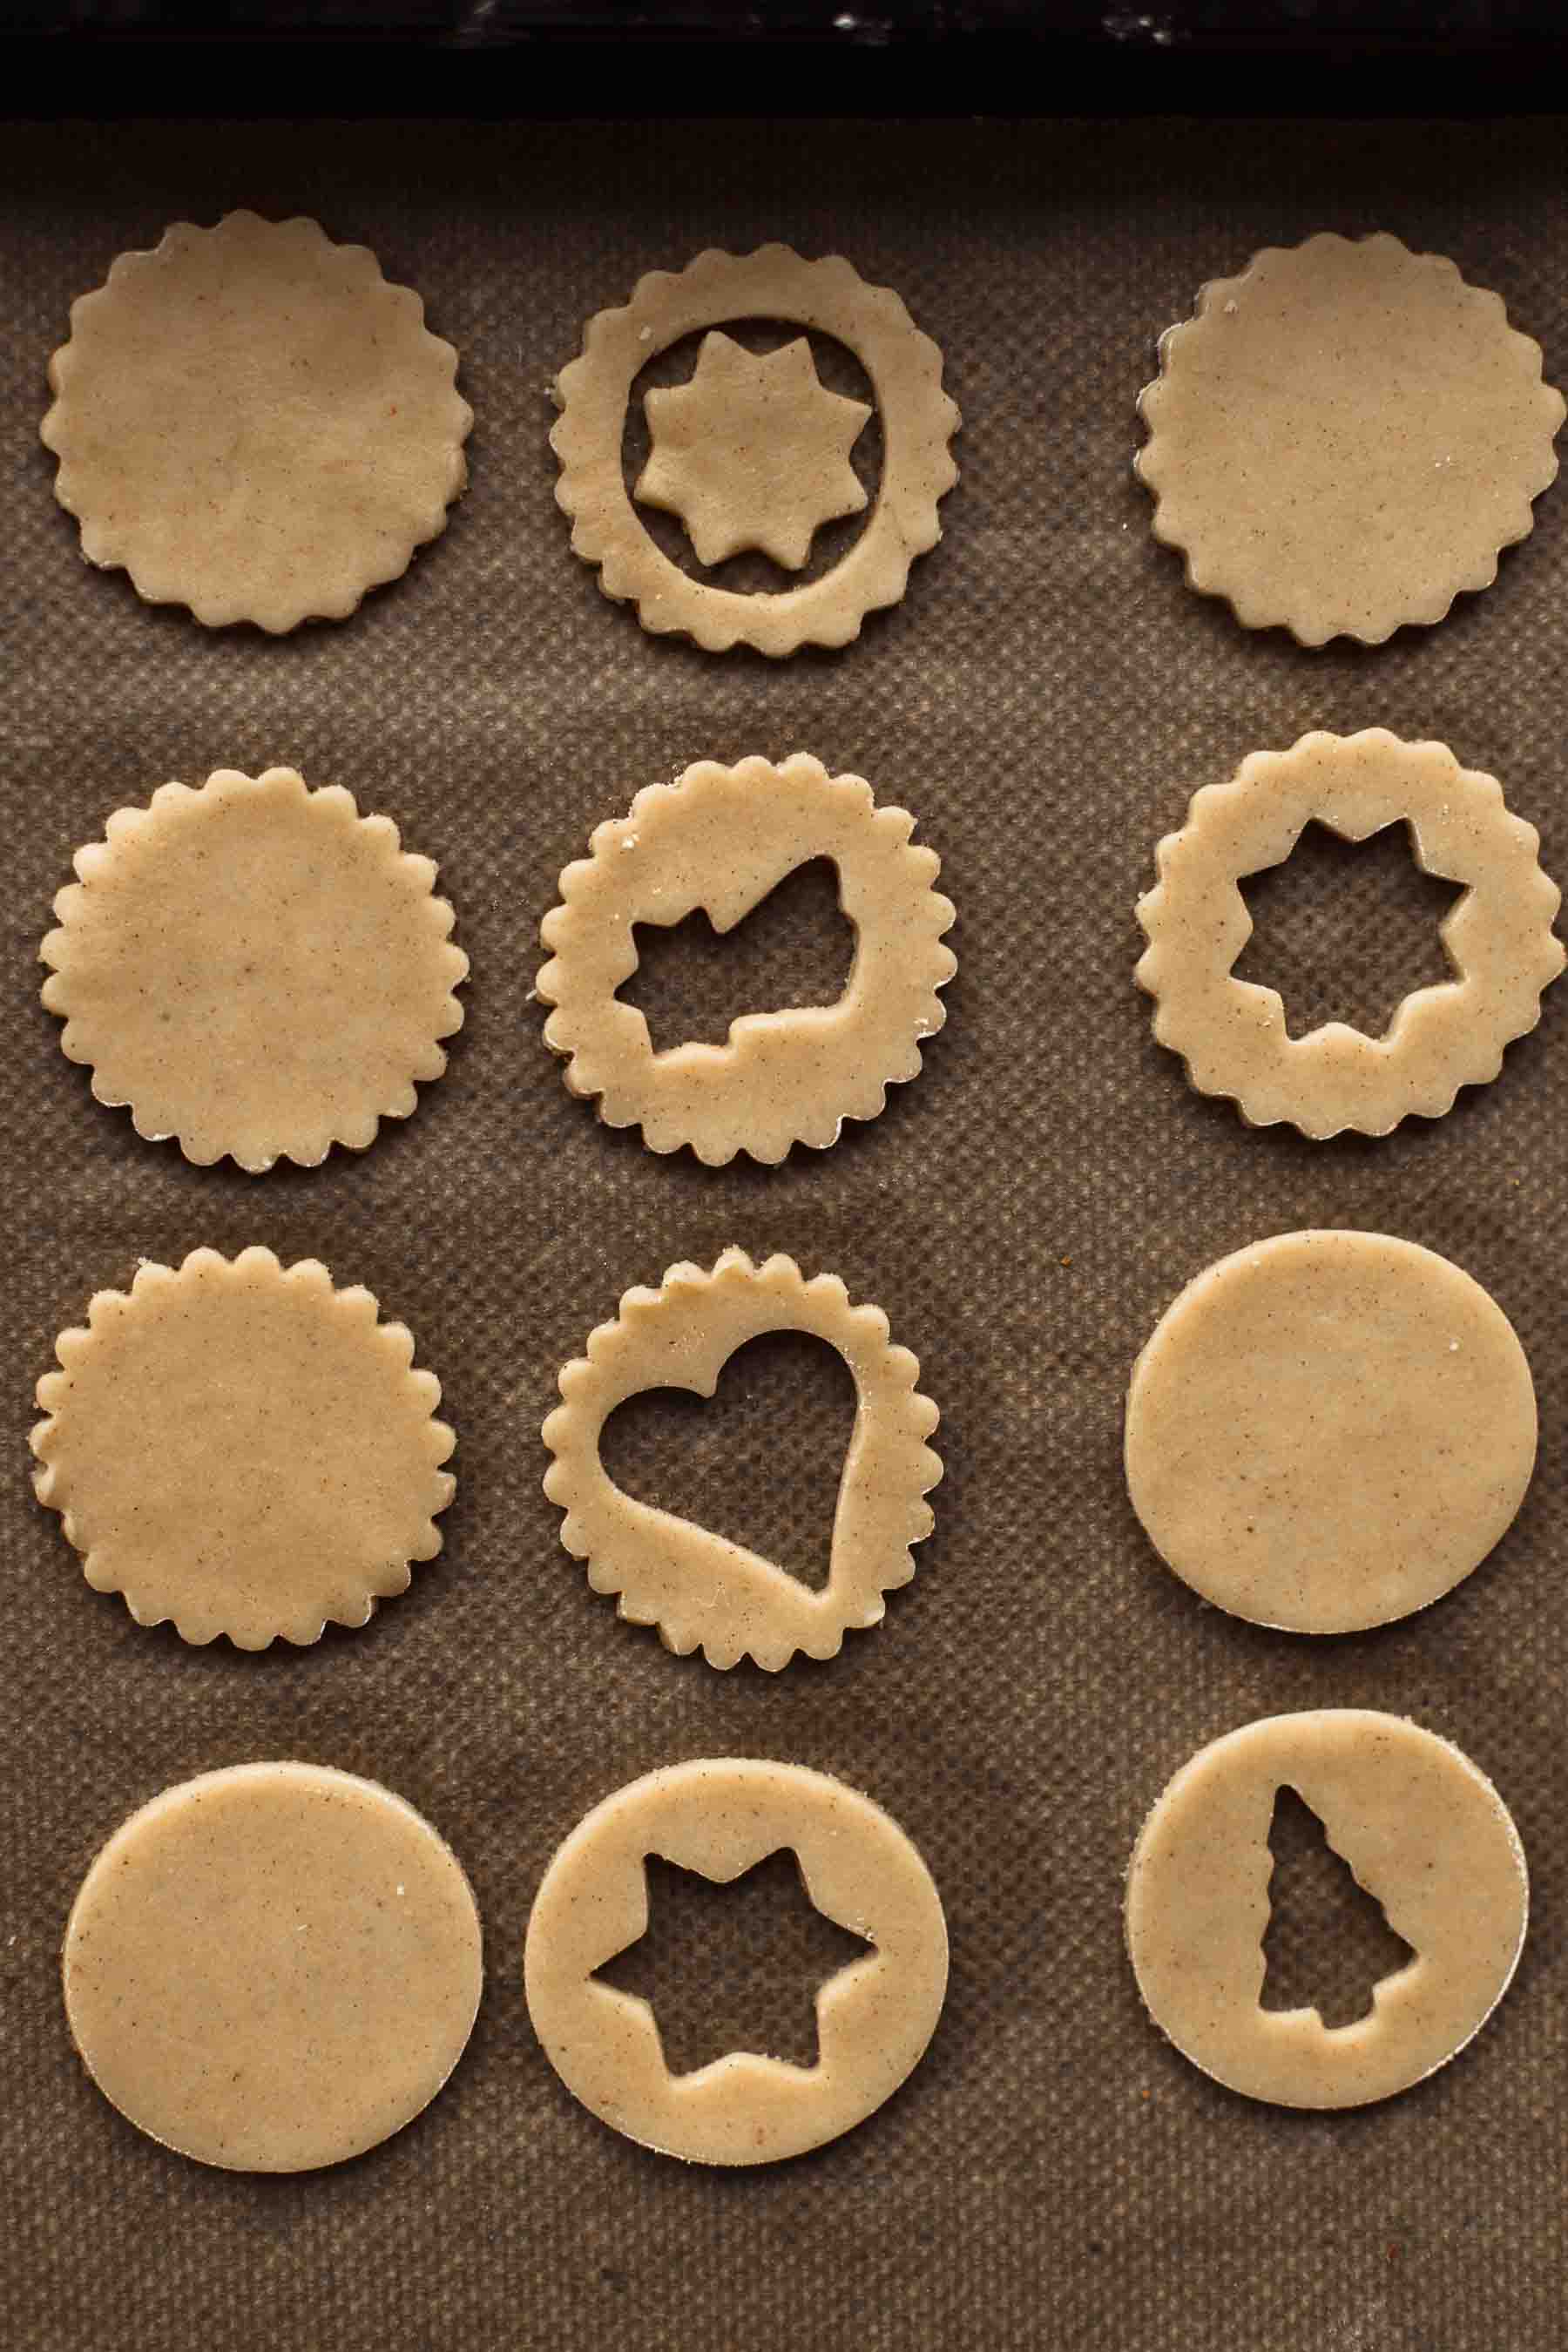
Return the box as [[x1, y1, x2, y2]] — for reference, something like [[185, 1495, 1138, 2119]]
[[32, 1247, 455, 1649], [524, 1759, 948, 2165], [1125, 1712, 1528, 2109], [1137, 231, 1565, 645], [537, 755, 956, 1165], [1135, 729, 1565, 1138], [41, 211, 472, 632], [542, 1249, 941, 1670], [550, 244, 960, 655], [42, 767, 468, 1173]]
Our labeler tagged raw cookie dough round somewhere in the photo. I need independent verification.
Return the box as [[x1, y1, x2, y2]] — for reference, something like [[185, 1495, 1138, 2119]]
[[64, 1762, 483, 2171], [41, 210, 472, 632], [1135, 730, 1565, 1139], [1125, 1230, 1536, 1633], [524, 1758, 948, 2165], [43, 767, 468, 1173], [1125, 1712, 1527, 2108], [33, 1247, 455, 1649], [537, 754, 956, 1165], [551, 244, 960, 655], [1137, 231, 1565, 645], [543, 1248, 941, 1670]]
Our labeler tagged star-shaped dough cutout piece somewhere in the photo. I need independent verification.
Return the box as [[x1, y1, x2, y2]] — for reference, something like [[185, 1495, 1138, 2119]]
[[637, 330, 872, 572]]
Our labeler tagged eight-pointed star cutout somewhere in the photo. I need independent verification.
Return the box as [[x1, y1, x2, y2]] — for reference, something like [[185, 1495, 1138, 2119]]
[[636, 329, 873, 572], [593, 1848, 873, 2075]]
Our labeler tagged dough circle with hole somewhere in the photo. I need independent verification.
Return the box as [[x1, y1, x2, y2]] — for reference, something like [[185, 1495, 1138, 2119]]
[[524, 1758, 948, 2165], [543, 1248, 941, 1670], [537, 754, 956, 1165], [1125, 1229, 1537, 1633], [64, 1762, 483, 2171], [1125, 1712, 1528, 2109], [1135, 729, 1565, 1138], [1137, 231, 1565, 645], [550, 244, 960, 654]]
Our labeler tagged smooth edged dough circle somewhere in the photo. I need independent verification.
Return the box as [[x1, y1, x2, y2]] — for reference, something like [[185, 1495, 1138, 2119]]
[[1135, 729, 1565, 1139], [1125, 1712, 1528, 2109], [32, 1247, 456, 1649], [64, 1762, 483, 2172], [41, 210, 472, 632], [1137, 231, 1565, 645], [1125, 1230, 1537, 1633], [42, 767, 468, 1173], [537, 754, 956, 1165], [543, 1248, 941, 1671], [524, 1759, 948, 2166], [550, 244, 961, 655]]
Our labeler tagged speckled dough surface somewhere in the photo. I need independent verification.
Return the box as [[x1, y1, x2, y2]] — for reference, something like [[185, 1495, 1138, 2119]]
[[1125, 1712, 1528, 2109], [1135, 729, 1565, 1138], [537, 754, 956, 1164], [524, 1759, 948, 2166], [42, 766, 467, 1173], [543, 1248, 941, 1669], [1137, 231, 1565, 645], [41, 211, 472, 632], [551, 244, 960, 654], [1125, 1230, 1537, 1633], [64, 1763, 483, 2172], [33, 1247, 455, 1648]]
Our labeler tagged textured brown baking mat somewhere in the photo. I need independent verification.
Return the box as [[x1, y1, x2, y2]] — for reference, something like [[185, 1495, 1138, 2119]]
[[3, 113, 1567, 2352]]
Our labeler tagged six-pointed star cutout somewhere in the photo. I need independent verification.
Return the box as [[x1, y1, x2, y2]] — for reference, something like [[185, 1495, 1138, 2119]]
[[593, 1848, 874, 2074], [636, 329, 873, 572]]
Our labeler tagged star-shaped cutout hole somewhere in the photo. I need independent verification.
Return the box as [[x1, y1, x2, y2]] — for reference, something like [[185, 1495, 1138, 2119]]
[[636, 329, 872, 572], [592, 1848, 873, 2075]]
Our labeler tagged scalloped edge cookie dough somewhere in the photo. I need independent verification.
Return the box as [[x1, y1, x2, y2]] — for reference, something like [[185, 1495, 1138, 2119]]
[[542, 1248, 941, 1671], [550, 244, 960, 655], [537, 754, 956, 1166], [1125, 1231, 1538, 1633], [33, 1247, 455, 1650], [64, 1762, 483, 2171], [524, 1758, 948, 2165], [41, 211, 472, 632], [42, 766, 468, 1174], [1135, 730, 1565, 1139], [1125, 1712, 1528, 2109], [1137, 231, 1565, 645]]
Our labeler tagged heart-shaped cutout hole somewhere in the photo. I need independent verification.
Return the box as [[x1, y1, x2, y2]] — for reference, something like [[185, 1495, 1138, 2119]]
[[614, 855, 855, 1054]]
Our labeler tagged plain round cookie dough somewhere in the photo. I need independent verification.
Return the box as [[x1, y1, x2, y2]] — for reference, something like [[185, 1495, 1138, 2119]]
[[551, 245, 960, 655], [537, 754, 956, 1164], [41, 211, 472, 632], [64, 1763, 483, 2171], [1125, 1230, 1536, 1633], [1125, 1712, 1528, 2108], [1137, 231, 1565, 645], [1134, 730, 1565, 1139], [543, 1248, 941, 1669], [524, 1759, 948, 2165], [33, 1247, 455, 1648], [43, 766, 468, 1173]]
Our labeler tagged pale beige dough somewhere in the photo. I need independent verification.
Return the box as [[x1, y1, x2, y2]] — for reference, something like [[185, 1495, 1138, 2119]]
[[64, 1762, 483, 2171], [551, 244, 959, 655], [33, 1247, 455, 1649], [543, 1248, 941, 1670], [524, 1759, 947, 2165], [1137, 231, 1565, 645], [1135, 729, 1564, 1139], [537, 754, 956, 1165], [1125, 1230, 1537, 1633], [42, 766, 468, 1173], [1125, 1712, 1527, 2108], [41, 210, 472, 632]]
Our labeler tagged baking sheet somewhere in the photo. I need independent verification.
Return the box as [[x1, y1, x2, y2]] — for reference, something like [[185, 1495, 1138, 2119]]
[[3, 112, 1567, 2352]]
